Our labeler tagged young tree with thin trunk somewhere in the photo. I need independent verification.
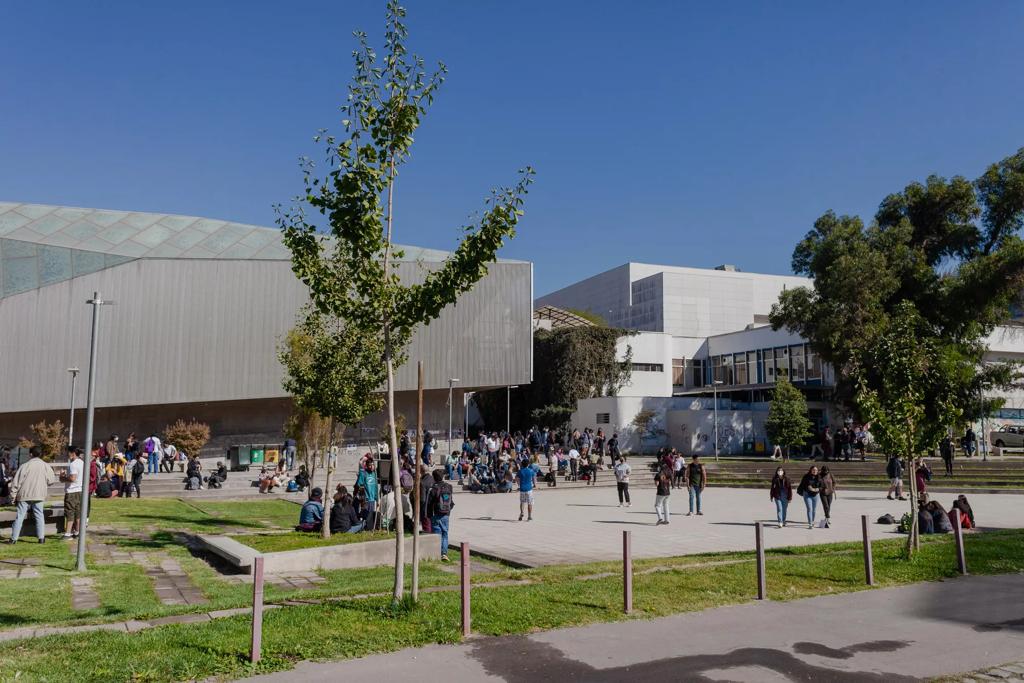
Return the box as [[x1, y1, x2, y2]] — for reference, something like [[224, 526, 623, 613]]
[[278, 310, 386, 538], [279, 1, 533, 603], [764, 379, 813, 460]]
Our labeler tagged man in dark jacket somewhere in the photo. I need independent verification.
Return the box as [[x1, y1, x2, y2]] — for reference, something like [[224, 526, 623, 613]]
[[426, 469, 454, 562], [886, 455, 906, 500]]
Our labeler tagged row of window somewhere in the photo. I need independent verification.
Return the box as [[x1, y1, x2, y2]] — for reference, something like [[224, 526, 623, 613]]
[[631, 362, 665, 372], [668, 344, 824, 388]]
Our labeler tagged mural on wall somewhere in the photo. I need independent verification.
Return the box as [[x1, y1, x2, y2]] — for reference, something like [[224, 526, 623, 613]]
[[668, 409, 767, 456]]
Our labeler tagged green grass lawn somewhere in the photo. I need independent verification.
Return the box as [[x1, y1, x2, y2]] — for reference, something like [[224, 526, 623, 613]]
[[85, 498, 300, 532], [230, 529, 398, 553], [1, 529, 1023, 682]]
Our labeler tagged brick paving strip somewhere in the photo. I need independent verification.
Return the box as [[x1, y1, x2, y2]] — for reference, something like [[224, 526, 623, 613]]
[[147, 557, 209, 606], [70, 577, 101, 611], [0, 558, 41, 579]]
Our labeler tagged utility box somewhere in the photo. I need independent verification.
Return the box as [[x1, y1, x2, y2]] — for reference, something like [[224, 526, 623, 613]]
[[228, 445, 252, 471]]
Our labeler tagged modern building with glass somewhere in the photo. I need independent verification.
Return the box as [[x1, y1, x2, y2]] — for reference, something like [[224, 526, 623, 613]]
[[540, 261, 1024, 454], [0, 202, 532, 449]]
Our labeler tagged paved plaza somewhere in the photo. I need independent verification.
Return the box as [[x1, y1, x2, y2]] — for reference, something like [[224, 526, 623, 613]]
[[447, 485, 1024, 566], [248, 572, 1024, 682]]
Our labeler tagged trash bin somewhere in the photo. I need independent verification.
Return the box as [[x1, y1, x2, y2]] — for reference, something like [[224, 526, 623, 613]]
[[229, 445, 252, 471], [265, 448, 280, 465], [250, 446, 265, 465]]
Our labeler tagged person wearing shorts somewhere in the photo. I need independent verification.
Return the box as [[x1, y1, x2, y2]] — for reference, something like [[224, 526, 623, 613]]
[[517, 464, 536, 521]]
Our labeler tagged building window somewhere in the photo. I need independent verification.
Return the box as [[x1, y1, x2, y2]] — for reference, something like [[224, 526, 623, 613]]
[[735, 352, 748, 385], [790, 344, 805, 381], [596, 413, 610, 424], [807, 348, 822, 380], [748, 351, 758, 384], [775, 347, 789, 380], [672, 358, 685, 386], [631, 363, 664, 372], [764, 348, 775, 383], [691, 359, 705, 387]]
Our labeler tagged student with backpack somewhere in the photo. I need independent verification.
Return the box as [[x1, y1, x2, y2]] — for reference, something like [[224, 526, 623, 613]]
[[128, 455, 145, 498], [426, 469, 454, 562]]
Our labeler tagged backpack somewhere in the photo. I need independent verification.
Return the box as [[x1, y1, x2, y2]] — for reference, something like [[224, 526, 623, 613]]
[[877, 513, 897, 525], [132, 459, 145, 476], [435, 483, 453, 515]]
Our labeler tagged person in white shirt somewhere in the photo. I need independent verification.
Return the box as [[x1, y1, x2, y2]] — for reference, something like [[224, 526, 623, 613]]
[[161, 444, 178, 473], [61, 447, 85, 538], [614, 456, 632, 507], [567, 447, 580, 482]]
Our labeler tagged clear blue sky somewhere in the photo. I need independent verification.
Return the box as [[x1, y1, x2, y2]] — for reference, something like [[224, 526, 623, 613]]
[[3, 1, 1023, 295]]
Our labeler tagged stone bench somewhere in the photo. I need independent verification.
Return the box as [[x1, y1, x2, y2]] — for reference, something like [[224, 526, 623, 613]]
[[0, 504, 65, 536], [195, 535, 261, 571]]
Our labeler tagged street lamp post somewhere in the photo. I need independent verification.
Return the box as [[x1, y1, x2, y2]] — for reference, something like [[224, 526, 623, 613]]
[[76, 292, 113, 572], [67, 368, 80, 446], [448, 378, 460, 454], [712, 380, 724, 462], [464, 391, 473, 439], [506, 385, 519, 436]]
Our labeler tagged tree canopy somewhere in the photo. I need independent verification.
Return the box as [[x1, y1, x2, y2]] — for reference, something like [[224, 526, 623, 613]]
[[764, 379, 813, 454], [771, 148, 1024, 432]]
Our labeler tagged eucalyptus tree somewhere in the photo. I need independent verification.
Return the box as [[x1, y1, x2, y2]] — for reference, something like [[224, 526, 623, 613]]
[[279, 1, 533, 601]]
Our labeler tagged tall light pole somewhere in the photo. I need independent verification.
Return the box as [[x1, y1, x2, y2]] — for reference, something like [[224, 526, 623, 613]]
[[712, 380, 724, 462], [67, 368, 80, 446], [448, 378, 460, 454], [76, 292, 114, 572], [464, 391, 473, 439], [506, 385, 519, 436]]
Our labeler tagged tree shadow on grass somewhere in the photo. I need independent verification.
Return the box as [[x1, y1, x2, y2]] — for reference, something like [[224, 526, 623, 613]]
[[109, 514, 265, 530]]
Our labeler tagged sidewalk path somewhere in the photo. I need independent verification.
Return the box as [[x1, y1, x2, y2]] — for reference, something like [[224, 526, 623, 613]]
[[246, 573, 1024, 682], [448, 486, 1024, 566]]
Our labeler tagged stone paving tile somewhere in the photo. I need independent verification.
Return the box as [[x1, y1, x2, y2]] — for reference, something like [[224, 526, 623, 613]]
[[70, 577, 101, 610], [223, 571, 326, 591], [0, 558, 43, 579], [144, 558, 208, 606]]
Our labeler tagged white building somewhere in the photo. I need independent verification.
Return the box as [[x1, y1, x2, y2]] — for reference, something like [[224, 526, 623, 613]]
[[540, 261, 1024, 455]]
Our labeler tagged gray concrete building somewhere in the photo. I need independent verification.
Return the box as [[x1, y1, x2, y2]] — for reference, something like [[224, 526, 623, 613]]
[[0, 203, 532, 448]]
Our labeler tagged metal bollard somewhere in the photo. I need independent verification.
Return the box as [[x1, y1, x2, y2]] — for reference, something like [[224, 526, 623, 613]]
[[461, 542, 471, 637], [623, 530, 633, 614], [954, 514, 968, 575], [250, 556, 265, 663], [755, 521, 766, 600], [862, 515, 874, 586]]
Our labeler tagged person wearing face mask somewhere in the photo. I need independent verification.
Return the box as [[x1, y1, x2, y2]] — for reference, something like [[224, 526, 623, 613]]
[[769, 466, 793, 528], [797, 465, 822, 529]]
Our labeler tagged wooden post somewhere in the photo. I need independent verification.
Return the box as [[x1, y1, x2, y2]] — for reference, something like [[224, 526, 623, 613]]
[[861, 515, 874, 586], [460, 542, 471, 637], [954, 513, 968, 575], [755, 521, 766, 600], [250, 556, 265, 664], [412, 361, 423, 601], [623, 530, 633, 614]]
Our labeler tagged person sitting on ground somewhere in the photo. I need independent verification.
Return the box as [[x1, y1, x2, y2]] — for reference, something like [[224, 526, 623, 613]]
[[185, 455, 203, 490], [949, 498, 972, 530], [293, 464, 310, 492], [498, 467, 515, 493], [95, 473, 115, 499], [329, 492, 364, 534], [957, 494, 975, 528], [918, 497, 935, 534], [206, 461, 228, 489], [296, 487, 324, 532], [334, 483, 349, 503], [275, 457, 288, 477], [927, 500, 953, 533], [258, 467, 282, 494]]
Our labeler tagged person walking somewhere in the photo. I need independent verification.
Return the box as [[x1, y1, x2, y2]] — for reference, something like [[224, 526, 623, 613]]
[[567, 446, 580, 482], [60, 446, 84, 539], [940, 434, 954, 476], [283, 436, 297, 471], [886, 454, 906, 500], [517, 460, 537, 521], [672, 452, 685, 489], [654, 463, 672, 525], [769, 466, 793, 528], [819, 465, 837, 527], [5, 447, 57, 544], [614, 455, 631, 507], [607, 432, 620, 466], [797, 465, 822, 529], [685, 455, 707, 516], [128, 454, 144, 498], [963, 427, 977, 458], [546, 449, 558, 487], [426, 469, 454, 562]]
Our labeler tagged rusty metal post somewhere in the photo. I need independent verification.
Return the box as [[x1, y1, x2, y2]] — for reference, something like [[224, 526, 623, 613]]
[[755, 521, 766, 600], [623, 530, 633, 614], [250, 556, 265, 663], [461, 542, 471, 637], [862, 515, 874, 585]]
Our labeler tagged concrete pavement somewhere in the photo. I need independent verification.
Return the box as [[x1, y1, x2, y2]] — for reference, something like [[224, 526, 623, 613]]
[[446, 485, 1024, 566], [246, 572, 1024, 682]]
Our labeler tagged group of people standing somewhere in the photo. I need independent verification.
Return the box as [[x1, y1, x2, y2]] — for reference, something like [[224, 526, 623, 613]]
[[770, 464, 838, 528]]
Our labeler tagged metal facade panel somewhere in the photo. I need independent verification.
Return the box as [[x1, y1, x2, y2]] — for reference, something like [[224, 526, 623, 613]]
[[0, 258, 532, 412]]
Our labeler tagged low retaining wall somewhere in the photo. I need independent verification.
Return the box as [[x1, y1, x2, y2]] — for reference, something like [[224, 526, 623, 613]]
[[199, 534, 440, 574]]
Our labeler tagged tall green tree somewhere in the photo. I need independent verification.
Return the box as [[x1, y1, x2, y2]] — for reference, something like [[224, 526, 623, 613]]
[[764, 379, 813, 459], [278, 309, 386, 539], [279, 1, 532, 602], [771, 148, 1024, 435]]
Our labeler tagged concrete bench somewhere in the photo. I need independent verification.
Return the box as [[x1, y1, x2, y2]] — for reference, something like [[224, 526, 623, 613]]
[[0, 504, 66, 536], [195, 535, 261, 570]]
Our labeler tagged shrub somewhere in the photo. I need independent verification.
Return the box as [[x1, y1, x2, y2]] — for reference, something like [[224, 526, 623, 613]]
[[163, 419, 211, 459], [29, 420, 67, 460]]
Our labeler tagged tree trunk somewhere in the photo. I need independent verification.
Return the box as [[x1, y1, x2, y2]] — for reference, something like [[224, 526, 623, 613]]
[[321, 419, 337, 539], [412, 361, 423, 602], [906, 455, 919, 555], [383, 154, 404, 604]]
